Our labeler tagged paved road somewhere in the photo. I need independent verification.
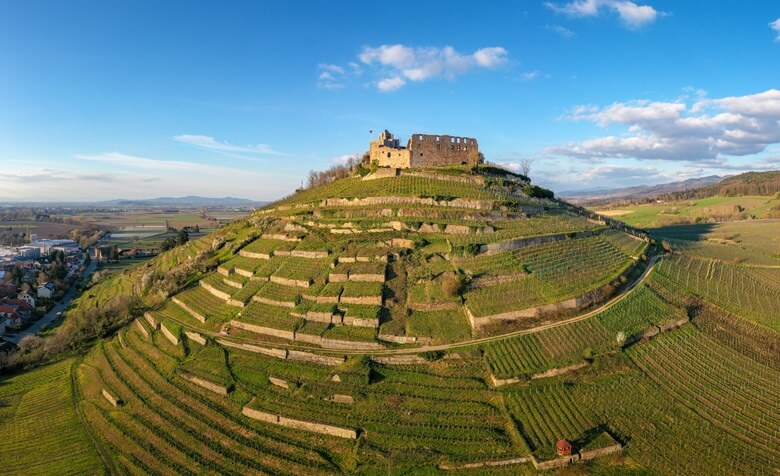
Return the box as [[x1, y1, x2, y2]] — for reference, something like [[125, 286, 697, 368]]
[[4, 255, 98, 345]]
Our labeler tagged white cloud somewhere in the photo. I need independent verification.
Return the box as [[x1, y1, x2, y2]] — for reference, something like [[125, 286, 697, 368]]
[[351, 44, 508, 91], [317, 63, 348, 89], [545, 0, 660, 28], [172, 134, 282, 155], [75, 152, 222, 171], [546, 24, 576, 38], [473, 47, 509, 68], [520, 70, 540, 81], [548, 89, 780, 162], [771, 18, 780, 41], [377, 77, 406, 92]]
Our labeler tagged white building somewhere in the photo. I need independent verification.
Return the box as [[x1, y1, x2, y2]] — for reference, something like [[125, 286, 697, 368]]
[[37, 282, 55, 299], [17, 292, 35, 308]]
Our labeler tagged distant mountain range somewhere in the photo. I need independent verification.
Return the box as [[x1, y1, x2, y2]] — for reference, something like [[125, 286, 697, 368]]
[[560, 176, 725, 204], [96, 196, 267, 207]]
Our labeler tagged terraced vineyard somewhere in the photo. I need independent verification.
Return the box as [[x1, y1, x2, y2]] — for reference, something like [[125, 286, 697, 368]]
[[5, 165, 780, 474], [0, 359, 102, 475]]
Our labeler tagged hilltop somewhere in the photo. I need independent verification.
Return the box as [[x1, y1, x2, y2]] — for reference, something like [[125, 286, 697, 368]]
[[2, 165, 779, 475]]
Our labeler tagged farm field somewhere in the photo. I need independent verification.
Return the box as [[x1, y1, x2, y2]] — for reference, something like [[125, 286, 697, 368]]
[[0, 358, 103, 475], [4, 166, 780, 475], [592, 195, 780, 228]]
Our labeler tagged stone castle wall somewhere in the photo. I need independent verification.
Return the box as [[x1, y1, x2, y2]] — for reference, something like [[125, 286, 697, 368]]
[[369, 130, 479, 169]]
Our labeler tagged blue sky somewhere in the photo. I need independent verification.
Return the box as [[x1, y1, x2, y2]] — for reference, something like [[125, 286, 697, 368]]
[[2, 0, 780, 201]]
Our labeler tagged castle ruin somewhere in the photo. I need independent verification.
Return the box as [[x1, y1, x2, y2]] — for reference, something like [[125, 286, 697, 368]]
[[369, 130, 480, 169]]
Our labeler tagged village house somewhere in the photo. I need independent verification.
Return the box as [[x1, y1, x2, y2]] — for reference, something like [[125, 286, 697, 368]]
[[37, 282, 55, 300], [16, 291, 35, 308]]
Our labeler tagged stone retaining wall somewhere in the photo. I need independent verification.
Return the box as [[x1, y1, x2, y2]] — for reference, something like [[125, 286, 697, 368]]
[[262, 233, 301, 242], [349, 273, 385, 283], [439, 457, 530, 471], [372, 355, 428, 365], [340, 295, 382, 306], [217, 266, 231, 276], [287, 350, 345, 366], [176, 369, 230, 395], [217, 339, 287, 359], [294, 332, 322, 345], [531, 361, 589, 380], [200, 280, 232, 301], [143, 312, 159, 330], [327, 394, 354, 404], [377, 334, 432, 345], [160, 322, 179, 346], [223, 278, 243, 289], [102, 388, 120, 407], [239, 249, 272, 260], [320, 338, 383, 351], [342, 316, 380, 328], [323, 196, 495, 211], [185, 331, 207, 346], [134, 319, 150, 338], [530, 454, 580, 470], [230, 320, 295, 341], [234, 268, 254, 278], [291, 250, 329, 259], [241, 406, 358, 439], [580, 443, 623, 461], [252, 296, 297, 308], [270, 275, 311, 288], [118, 332, 127, 348], [306, 310, 336, 323], [172, 297, 206, 323], [269, 376, 289, 389]]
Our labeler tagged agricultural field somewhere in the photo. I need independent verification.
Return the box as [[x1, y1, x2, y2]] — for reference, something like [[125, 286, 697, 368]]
[[6, 166, 780, 474], [0, 358, 102, 475], [592, 195, 780, 228]]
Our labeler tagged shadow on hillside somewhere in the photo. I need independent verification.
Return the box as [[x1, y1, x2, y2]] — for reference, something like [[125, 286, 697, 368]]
[[647, 223, 718, 241]]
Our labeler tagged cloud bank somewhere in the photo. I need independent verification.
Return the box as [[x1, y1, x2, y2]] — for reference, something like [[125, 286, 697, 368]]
[[545, 0, 660, 28], [548, 89, 780, 162], [319, 44, 509, 92]]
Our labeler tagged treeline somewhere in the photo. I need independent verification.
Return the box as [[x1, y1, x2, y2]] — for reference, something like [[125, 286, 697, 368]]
[[661, 171, 780, 201], [0, 294, 143, 371], [304, 154, 364, 190]]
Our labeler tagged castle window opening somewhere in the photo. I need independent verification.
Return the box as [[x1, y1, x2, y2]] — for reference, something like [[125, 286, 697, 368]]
[[387, 152, 391, 158]]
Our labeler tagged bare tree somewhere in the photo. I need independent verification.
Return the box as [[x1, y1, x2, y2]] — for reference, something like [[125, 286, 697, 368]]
[[519, 158, 533, 178]]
